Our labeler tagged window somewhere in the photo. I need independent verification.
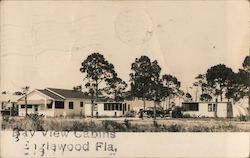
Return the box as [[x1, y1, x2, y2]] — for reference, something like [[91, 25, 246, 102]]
[[182, 103, 198, 111], [104, 103, 108, 111], [55, 101, 64, 109], [111, 103, 115, 110], [115, 103, 118, 110], [80, 102, 84, 108], [20, 105, 32, 108], [47, 103, 52, 109], [213, 104, 216, 112], [119, 103, 122, 111], [107, 103, 111, 110], [69, 102, 74, 109], [124, 104, 127, 111], [208, 104, 212, 112], [208, 103, 216, 112], [104, 103, 123, 111], [128, 104, 130, 111]]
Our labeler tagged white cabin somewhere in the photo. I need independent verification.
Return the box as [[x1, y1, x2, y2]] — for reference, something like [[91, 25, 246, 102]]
[[17, 88, 91, 117], [84, 102, 130, 117], [182, 102, 233, 118]]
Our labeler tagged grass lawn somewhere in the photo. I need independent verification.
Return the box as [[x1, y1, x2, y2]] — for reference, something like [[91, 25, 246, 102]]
[[1, 116, 249, 132]]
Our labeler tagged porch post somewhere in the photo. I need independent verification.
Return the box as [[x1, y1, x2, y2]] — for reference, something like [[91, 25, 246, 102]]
[[44, 99, 47, 116], [52, 100, 55, 117]]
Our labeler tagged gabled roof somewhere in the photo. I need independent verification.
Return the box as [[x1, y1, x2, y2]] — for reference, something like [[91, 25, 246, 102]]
[[46, 88, 91, 99], [37, 89, 64, 100]]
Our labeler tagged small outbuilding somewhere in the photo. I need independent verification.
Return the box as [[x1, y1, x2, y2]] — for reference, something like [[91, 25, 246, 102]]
[[84, 102, 131, 117], [182, 101, 233, 118]]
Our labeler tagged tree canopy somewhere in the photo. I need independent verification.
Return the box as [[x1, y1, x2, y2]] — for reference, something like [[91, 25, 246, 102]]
[[206, 64, 234, 101], [80, 52, 116, 100], [104, 76, 128, 101], [130, 56, 161, 100]]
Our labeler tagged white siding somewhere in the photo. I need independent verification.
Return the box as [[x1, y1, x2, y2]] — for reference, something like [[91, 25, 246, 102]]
[[84, 103, 127, 117], [183, 102, 229, 118], [217, 103, 228, 117], [18, 91, 54, 117], [54, 99, 87, 117], [183, 103, 215, 117]]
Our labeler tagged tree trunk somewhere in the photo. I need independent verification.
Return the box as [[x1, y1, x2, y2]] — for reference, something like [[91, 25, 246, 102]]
[[195, 87, 198, 101], [168, 96, 171, 109], [91, 93, 94, 118], [25, 95, 27, 117], [143, 94, 146, 110], [220, 88, 223, 102], [95, 80, 98, 102], [248, 89, 250, 113], [114, 90, 117, 102], [154, 100, 156, 120]]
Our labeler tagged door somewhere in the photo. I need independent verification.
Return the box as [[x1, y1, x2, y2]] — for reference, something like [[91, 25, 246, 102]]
[[34, 105, 38, 113]]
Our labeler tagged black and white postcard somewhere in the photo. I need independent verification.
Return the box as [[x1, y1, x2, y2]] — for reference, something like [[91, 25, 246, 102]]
[[0, 0, 249, 157]]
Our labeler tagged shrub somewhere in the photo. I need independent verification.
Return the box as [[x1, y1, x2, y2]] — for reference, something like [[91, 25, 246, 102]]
[[239, 115, 247, 122], [182, 113, 191, 118], [2, 115, 10, 122], [102, 120, 127, 132], [165, 124, 184, 132], [125, 110, 136, 117], [27, 114, 44, 131], [172, 107, 183, 118], [124, 119, 131, 128], [189, 126, 210, 132]]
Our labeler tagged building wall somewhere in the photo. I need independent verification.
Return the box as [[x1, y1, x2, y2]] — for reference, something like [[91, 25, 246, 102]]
[[53, 99, 90, 117], [97, 103, 124, 117], [183, 103, 215, 117], [183, 102, 229, 118], [18, 91, 55, 117], [17, 90, 93, 117], [19, 108, 54, 117], [84, 103, 126, 117], [19, 107, 34, 116], [217, 102, 229, 117]]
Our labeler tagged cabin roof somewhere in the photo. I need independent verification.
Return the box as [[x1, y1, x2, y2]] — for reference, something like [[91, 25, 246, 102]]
[[46, 88, 91, 99], [37, 89, 65, 100]]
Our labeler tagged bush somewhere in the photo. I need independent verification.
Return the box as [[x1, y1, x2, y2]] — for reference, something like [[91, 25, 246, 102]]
[[172, 107, 183, 118], [239, 115, 247, 122], [102, 120, 127, 132], [125, 110, 136, 117], [165, 124, 185, 132], [124, 119, 131, 128], [182, 113, 191, 118], [27, 114, 44, 131], [189, 126, 210, 132]]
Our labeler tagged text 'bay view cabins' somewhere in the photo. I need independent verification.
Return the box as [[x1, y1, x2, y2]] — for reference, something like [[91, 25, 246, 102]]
[[17, 88, 91, 117]]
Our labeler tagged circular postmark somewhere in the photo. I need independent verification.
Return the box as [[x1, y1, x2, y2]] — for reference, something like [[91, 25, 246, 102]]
[[114, 9, 154, 47]]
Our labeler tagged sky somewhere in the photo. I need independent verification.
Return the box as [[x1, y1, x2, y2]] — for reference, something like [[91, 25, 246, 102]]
[[0, 1, 249, 97]]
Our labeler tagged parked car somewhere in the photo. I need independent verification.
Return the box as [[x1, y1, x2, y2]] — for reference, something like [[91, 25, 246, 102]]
[[142, 107, 165, 118]]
